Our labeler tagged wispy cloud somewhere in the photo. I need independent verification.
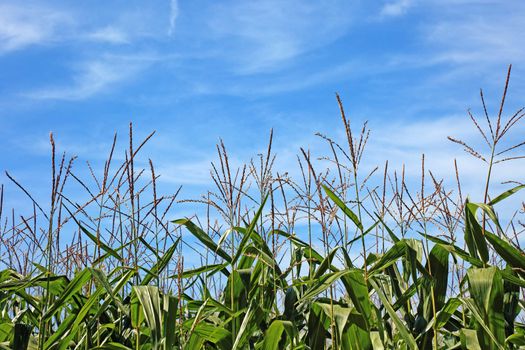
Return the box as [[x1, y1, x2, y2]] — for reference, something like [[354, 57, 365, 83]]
[[379, 0, 413, 17], [363, 112, 525, 204], [0, 1, 176, 52], [157, 160, 213, 186], [0, 4, 71, 53], [0, 1, 182, 100], [25, 54, 157, 100], [424, 7, 525, 66], [189, 60, 361, 97], [168, 0, 179, 36], [205, 0, 354, 74], [86, 26, 129, 44]]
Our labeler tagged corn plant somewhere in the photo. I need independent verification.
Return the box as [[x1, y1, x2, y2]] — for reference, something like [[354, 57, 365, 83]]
[[0, 66, 524, 349]]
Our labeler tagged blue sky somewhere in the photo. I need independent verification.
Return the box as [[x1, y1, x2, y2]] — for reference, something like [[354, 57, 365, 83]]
[[1, 0, 525, 221]]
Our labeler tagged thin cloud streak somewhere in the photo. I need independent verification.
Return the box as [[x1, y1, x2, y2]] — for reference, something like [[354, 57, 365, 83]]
[[205, 0, 354, 74], [86, 26, 129, 44], [169, 0, 179, 36], [0, 4, 72, 53], [24, 54, 159, 100]]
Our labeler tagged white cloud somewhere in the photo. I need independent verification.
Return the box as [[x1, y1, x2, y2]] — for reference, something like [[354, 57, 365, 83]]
[[361, 113, 525, 208], [25, 54, 157, 100], [87, 26, 129, 44], [0, 2, 177, 53], [0, 1, 183, 100], [157, 160, 213, 186], [169, 0, 179, 36], [0, 4, 71, 53], [424, 9, 525, 66], [380, 0, 413, 17], [206, 0, 354, 74], [192, 60, 361, 97]]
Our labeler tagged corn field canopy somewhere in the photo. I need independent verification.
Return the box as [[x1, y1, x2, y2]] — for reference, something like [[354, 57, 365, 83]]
[[1, 68, 525, 350]]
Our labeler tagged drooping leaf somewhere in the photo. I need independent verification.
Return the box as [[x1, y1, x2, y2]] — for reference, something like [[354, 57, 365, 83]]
[[485, 231, 525, 277], [301, 270, 353, 301], [64, 204, 123, 262], [464, 200, 489, 264], [173, 218, 231, 262], [323, 185, 363, 230], [369, 240, 407, 275]]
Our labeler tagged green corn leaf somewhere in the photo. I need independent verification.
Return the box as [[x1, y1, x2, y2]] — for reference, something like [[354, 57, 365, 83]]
[[464, 200, 489, 264], [183, 322, 232, 350], [507, 333, 525, 346], [134, 286, 162, 347], [232, 301, 256, 350], [485, 231, 525, 277], [89, 267, 127, 314], [164, 294, 179, 350], [313, 246, 340, 280], [64, 204, 123, 262], [376, 214, 400, 243], [461, 298, 505, 350], [231, 195, 268, 266], [369, 240, 407, 275], [301, 270, 353, 301], [12, 323, 32, 350], [460, 328, 482, 350], [323, 185, 363, 230], [262, 320, 294, 350], [488, 184, 525, 206], [173, 218, 232, 263], [142, 237, 180, 285], [43, 268, 92, 321], [423, 297, 462, 334], [91, 343, 134, 350], [420, 233, 484, 267], [341, 269, 371, 328], [428, 244, 450, 311], [370, 277, 417, 350], [467, 267, 506, 350], [175, 263, 229, 279]]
